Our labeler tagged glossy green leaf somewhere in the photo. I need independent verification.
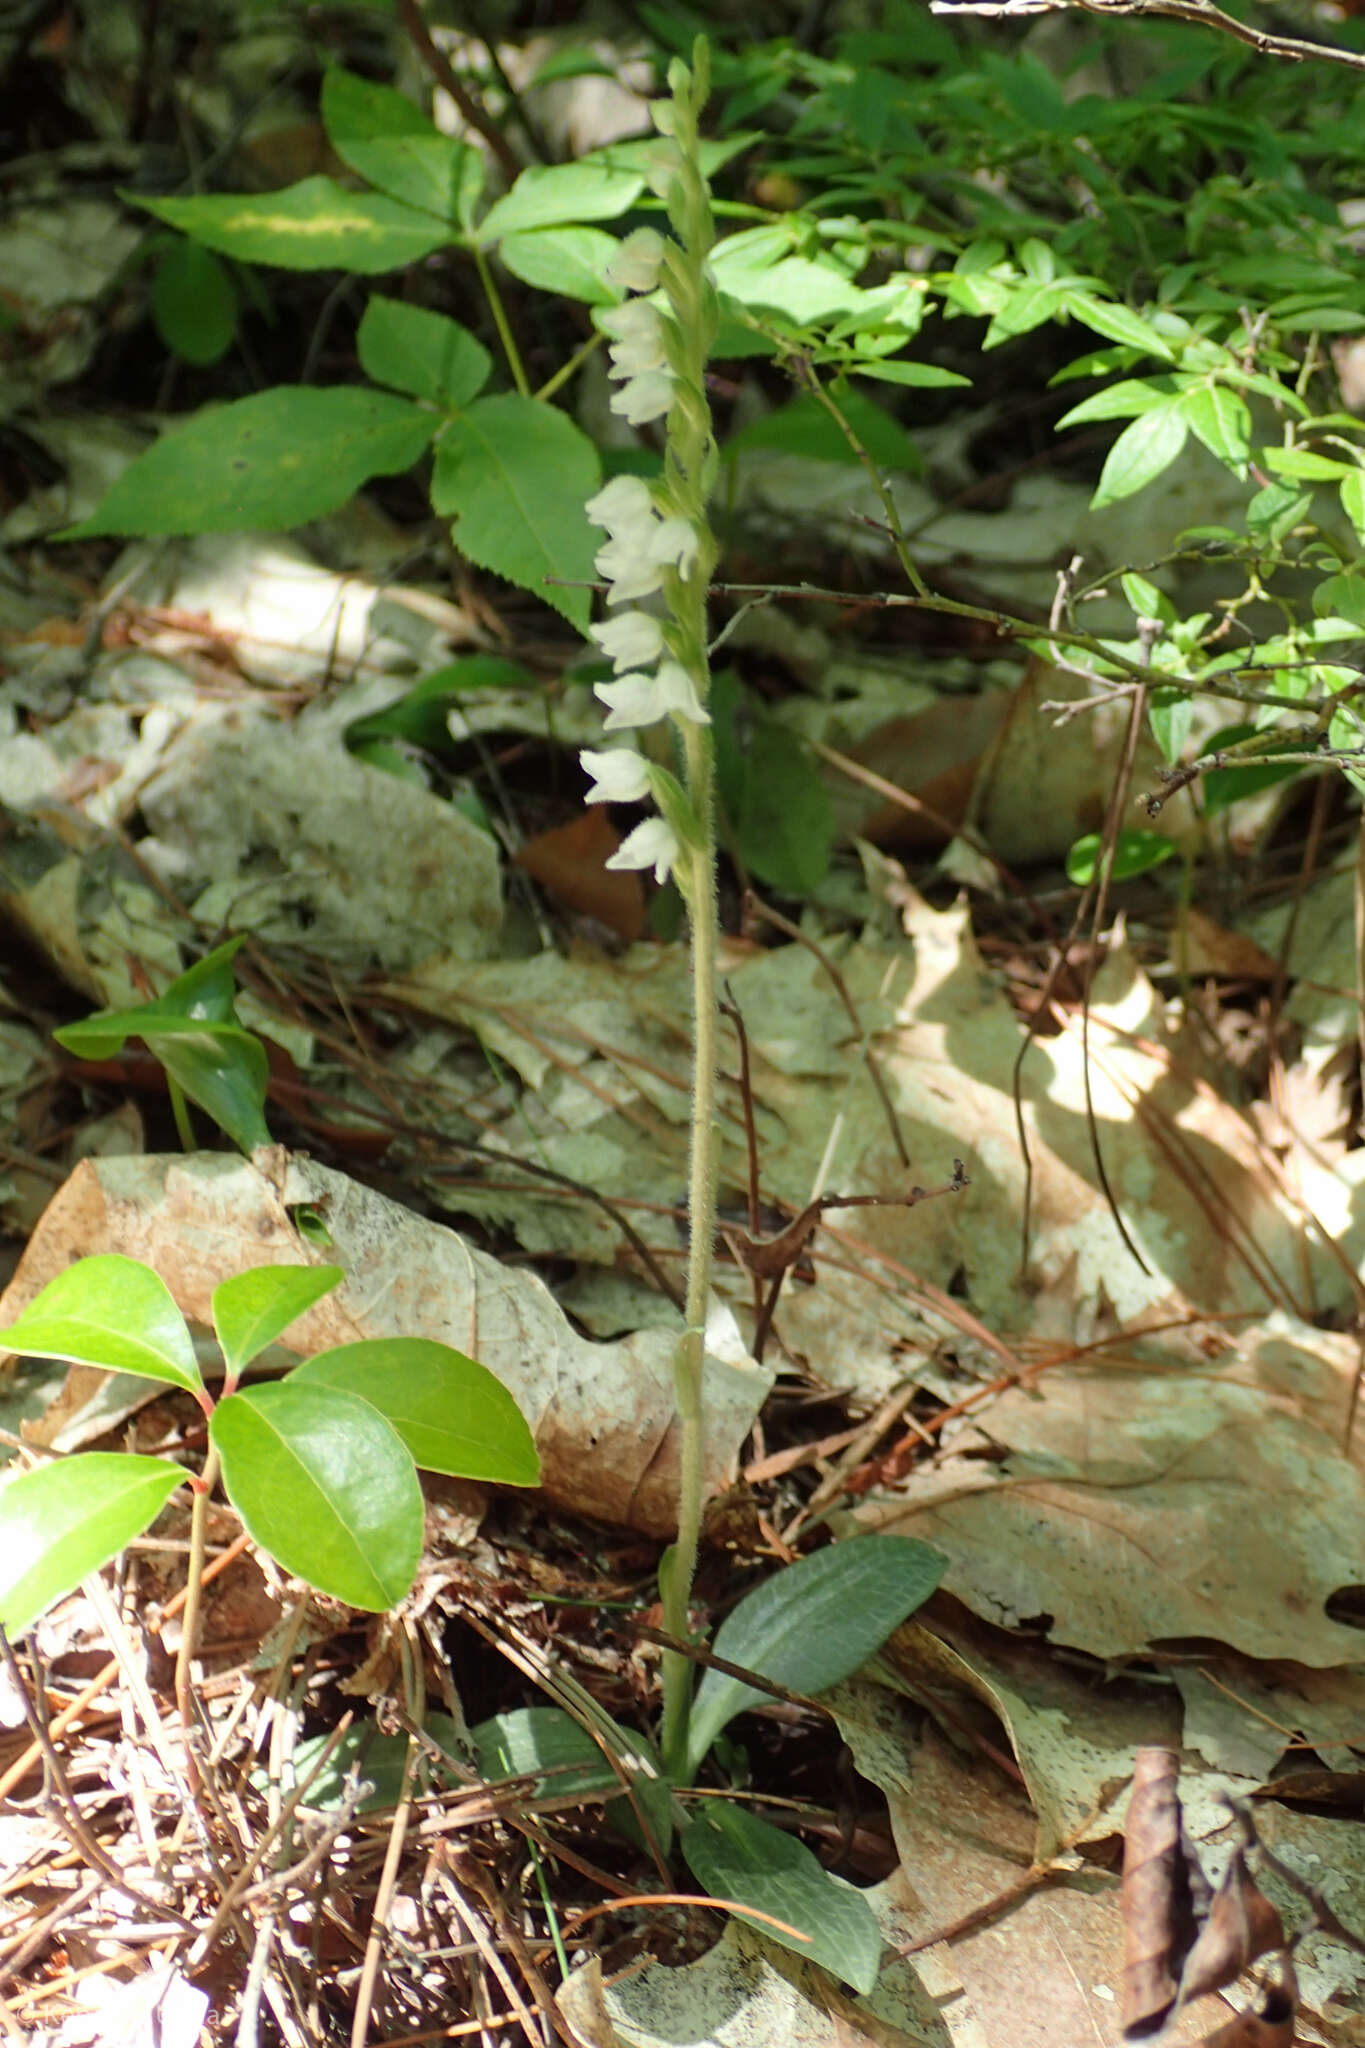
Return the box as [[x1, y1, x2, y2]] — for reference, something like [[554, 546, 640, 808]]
[[680, 1804, 884, 1993], [477, 161, 645, 243], [151, 239, 236, 366], [1065, 829, 1177, 885], [1, 1255, 202, 1392], [1092, 403, 1188, 509], [431, 395, 599, 631], [57, 1012, 271, 1156], [211, 1265, 345, 1378], [133, 179, 453, 273], [321, 67, 477, 224], [686, 1537, 946, 1777], [1178, 384, 1250, 470], [500, 226, 624, 306], [0, 1453, 184, 1637], [211, 1382, 422, 1611], [288, 1338, 539, 1485], [357, 296, 491, 410], [62, 388, 436, 540]]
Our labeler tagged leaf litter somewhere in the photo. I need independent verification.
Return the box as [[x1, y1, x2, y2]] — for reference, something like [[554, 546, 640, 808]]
[[3, 30, 1365, 2048]]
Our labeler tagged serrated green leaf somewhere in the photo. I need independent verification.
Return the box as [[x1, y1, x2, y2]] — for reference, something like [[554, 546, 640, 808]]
[[1, 1255, 201, 1392], [0, 1454, 184, 1637], [151, 240, 236, 366], [1092, 403, 1188, 510], [62, 387, 436, 539], [288, 1338, 539, 1485], [1065, 829, 1177, 885], [478, 161, 646, 242], [133, 179, 454, 273], [500, 226, 624, 306], [211, 1382, 422, 1611], [431, 395, 599, 631], [321, 67, 477, 225], [680, 1805, 884, 1993], [211, 1266, 345, 1378], [1178, 384, 1250, 470], [357, 296, 490, 409], [686, 1537, 945, 1777]]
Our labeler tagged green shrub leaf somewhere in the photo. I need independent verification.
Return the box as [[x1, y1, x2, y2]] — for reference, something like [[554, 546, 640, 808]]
[[211, 1266, 345, 1378], [133, 178, 453, 272], [1062, 292, 1176, 360], [358, 296, 491, 409], [680, 1804, 884, 1993], [321, 67, 478, 225], [1178, 384, 1251, 470], [686, 1537, 945, 1777], [477, 161, 645, 242], [0, 1454, 184, 1637], [1201, 723, 1304, 813], [63, 387, 437, 539], [1, 1255, 202, 1392], [1056, 377, 1178, 429], [500, 226, 624, 306], [288, 1338, 540, 1485], [151, 239, 237, 366], [211, 1383, 422, 1611], [1341, 470, 1365, 543], [431, 395, 599, 630], [1092, 402, 1188, 509], [1065, 829, 1177, 885]]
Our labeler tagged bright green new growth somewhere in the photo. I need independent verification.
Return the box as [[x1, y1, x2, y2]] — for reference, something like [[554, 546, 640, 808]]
[[0, 1254, 539, 1631]]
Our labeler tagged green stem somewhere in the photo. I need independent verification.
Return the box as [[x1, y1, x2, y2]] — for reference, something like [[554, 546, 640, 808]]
[[534, 327, 603, 404], [475, 247, 529, 397], [167, 1075, 196, 1153], [175, 1441, 220, 1787], [661, 716, 720, 1784]]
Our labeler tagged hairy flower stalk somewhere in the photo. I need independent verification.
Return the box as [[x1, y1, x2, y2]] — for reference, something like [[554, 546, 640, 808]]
[[582, 43, 721, 1780]]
